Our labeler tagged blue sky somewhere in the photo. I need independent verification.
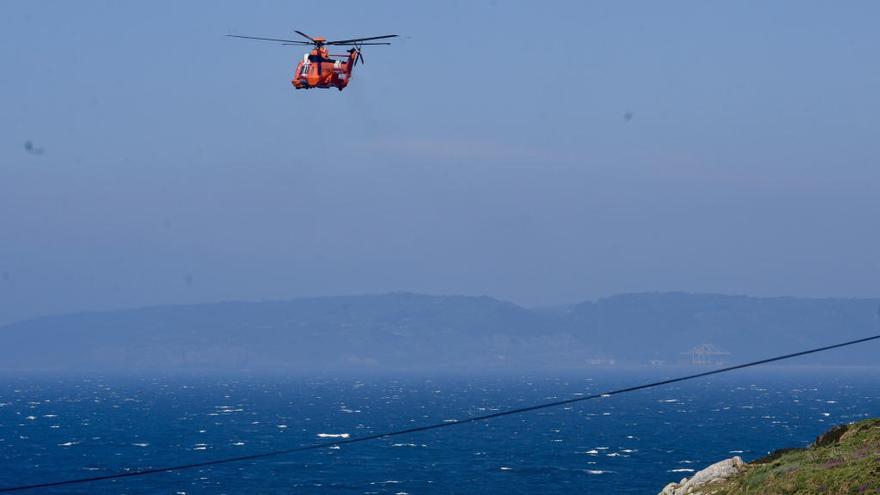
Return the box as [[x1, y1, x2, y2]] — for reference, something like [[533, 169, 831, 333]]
[[1, 1, 879, 324]]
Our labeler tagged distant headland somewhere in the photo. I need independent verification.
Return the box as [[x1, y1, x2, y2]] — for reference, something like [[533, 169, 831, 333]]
[[1, 292, 878, 372]]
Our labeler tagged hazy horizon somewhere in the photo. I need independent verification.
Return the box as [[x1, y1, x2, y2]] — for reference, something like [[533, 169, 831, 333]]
[[2, 291, 877, 373], [5, 288, 880, 327]]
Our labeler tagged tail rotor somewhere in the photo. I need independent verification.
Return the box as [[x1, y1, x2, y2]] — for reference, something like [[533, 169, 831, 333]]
[[349, 43, 365, 67]]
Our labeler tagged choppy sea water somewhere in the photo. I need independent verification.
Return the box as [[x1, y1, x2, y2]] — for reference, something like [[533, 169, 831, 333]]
[[0, 368, 878, 494]]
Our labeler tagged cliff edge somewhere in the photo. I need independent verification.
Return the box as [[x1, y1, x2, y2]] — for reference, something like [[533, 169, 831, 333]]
[[657, 418, 880, 495]]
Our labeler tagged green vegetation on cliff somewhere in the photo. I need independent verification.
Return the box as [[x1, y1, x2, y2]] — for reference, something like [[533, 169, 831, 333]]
[[714, 418, 880, 495]]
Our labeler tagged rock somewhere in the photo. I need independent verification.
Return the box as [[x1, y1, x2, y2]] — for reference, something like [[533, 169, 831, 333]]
[[656, 456, 746, 495], [659, 482, 679, 495], [814, 423, 849, 447]]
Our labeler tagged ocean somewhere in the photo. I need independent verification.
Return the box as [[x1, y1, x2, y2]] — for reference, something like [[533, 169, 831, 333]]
[[1, 368, 878, 494]]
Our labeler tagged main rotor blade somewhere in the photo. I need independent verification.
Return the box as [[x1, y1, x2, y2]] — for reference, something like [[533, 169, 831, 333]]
[[328, 42, 392, 46], [294, 30, 317, 42], [326, 34, 397, 45], [226, 34, 310, 44]]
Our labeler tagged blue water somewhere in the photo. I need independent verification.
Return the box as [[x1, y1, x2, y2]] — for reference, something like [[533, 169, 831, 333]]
[[1, 368, 878, 494]]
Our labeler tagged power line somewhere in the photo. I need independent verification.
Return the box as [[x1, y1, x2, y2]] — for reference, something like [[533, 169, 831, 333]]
[[1, 333, 877, 493]]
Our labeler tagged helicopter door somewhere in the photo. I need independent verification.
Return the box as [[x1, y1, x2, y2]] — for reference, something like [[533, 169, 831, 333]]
[[299, 54, 310, 78]]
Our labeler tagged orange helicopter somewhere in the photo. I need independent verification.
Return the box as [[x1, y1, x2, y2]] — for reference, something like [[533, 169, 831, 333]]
[[227, 30, 397, 91]]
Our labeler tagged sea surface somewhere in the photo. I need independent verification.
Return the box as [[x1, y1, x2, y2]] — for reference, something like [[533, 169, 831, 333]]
[[1, 368, 878, 494]]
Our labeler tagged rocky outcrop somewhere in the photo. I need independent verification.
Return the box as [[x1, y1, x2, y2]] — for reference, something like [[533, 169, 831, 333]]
[[656, 419, 880, 494], [658, 456, 746, 495], [813, 423, 849, 447]]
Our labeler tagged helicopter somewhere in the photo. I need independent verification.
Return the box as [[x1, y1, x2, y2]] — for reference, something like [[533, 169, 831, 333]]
[[226, 30, 397, 91]]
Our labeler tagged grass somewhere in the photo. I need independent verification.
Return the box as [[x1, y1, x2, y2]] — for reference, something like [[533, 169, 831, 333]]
[[708, 418, 880, 495]]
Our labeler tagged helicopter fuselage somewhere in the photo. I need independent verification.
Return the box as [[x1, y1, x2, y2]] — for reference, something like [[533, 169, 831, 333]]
[[292, 48, 358, 91]]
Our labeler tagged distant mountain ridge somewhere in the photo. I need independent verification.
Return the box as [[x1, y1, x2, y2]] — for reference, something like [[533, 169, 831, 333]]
[[1, 292, 878, 371]]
